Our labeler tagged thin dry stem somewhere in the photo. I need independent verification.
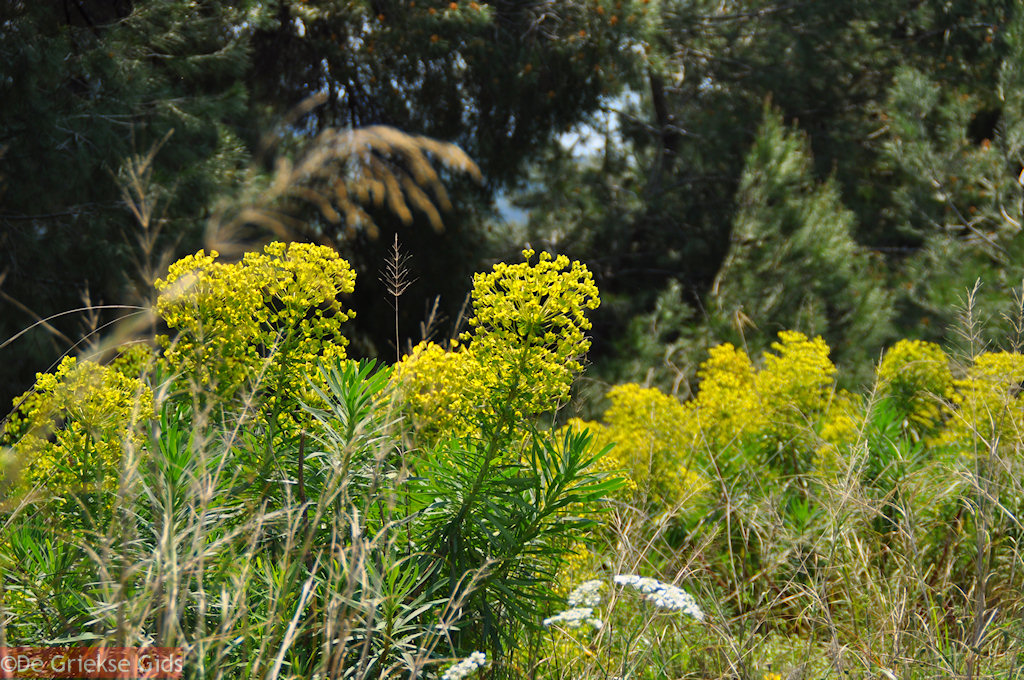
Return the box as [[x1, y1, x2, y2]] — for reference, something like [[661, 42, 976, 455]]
[[380, 234, 416, 363]]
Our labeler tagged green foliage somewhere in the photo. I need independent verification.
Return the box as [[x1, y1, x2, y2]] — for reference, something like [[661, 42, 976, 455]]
[[882, 12, 1024, 345], [411, 427, 620, 655], [300, 358, 396, 500], [601, 279, 711, 396], [0, 523, 94, 643], [711, 105, 893, 380]]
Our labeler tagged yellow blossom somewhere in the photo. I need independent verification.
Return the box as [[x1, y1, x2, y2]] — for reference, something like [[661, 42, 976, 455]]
[[682, 331, 838, 475], [3, 356, 153, 523], [396, 249, 599, 443], [154, 242, 355, 405], [877, 339, 953, 432], [942, 351, 1024, 452]]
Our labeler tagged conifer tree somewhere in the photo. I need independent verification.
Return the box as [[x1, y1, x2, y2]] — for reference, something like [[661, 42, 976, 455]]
[[0, 0, 252, 407], [883, 8, 1024, 349], [510, 0, 1018, 388], [709, 106, 893, 377]]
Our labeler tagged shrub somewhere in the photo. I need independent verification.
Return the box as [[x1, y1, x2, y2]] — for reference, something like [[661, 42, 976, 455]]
[[682, 330, 838, 476], [876, 338, 954, 434], [2, 355, 152, 526], [0, 242, 617, 678], [567, 383, 708, 513], [396, 248, 599, 444], [154, 241, 355, 406], [941, 350, 1024, 452]]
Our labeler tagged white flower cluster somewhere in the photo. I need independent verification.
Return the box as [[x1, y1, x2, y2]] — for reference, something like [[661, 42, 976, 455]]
[[542, 607, 603, 630], [613, 574, 705, 621], [567, 579, 605, 608], [440, 651, 486, 680]]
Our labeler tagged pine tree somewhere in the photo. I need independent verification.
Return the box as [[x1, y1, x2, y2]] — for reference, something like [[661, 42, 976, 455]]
[[883, 5, 1024, 350], [0, 0, 252, 408], [709, 105, 893, 379], [508, 0, 1018, 387]]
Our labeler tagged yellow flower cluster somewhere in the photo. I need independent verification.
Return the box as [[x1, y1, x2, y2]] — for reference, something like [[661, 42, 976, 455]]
[[3, 356, 153, 520], [759, 331, 836, 418], [468, 250, 598, 372], [877, 339, 953, 431], [467, 250, 600, 414], [814, 388, 866, 479], [573, 332, 842, 496], [570, 384, 708, 510], [942, 351, 1024, 451], [686, 341, 762, 449], [154, 242, 355, 401], [684, 331, 837, 465], [394, 340, 477, 442], [396, 249, 599, 441]]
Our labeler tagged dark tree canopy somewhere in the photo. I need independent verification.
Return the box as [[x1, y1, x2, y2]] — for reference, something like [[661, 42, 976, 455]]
[[1, 0, 252, 409], [0, 0, 644, 410], [3, 0, 1024, 407], [513, 0, 1022, 391]]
